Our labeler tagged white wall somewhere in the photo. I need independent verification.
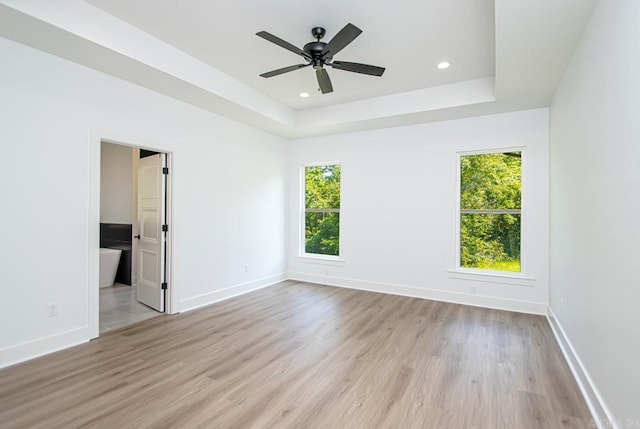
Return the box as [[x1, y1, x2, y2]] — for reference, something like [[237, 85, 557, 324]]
[[0, 37, 287, 367], [549, 0, 640, 425], [100, 142, 133, 224], [288, 109, 549, 314]]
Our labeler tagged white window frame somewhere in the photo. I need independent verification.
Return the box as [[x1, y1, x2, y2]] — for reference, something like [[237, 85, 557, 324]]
[[455, 147, 527, 276], [298, 161, 344, 262]]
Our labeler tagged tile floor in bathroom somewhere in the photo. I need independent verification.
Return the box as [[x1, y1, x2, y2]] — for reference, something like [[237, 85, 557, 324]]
[[99, 283, 161, 332]]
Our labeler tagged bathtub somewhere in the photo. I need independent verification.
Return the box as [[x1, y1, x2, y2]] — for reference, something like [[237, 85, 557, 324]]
[[99, 248, 122, 288]]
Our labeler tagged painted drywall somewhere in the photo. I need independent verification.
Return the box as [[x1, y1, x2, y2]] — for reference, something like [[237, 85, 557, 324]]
[[0, 37, 287, 367], [100, 142, 133, 224], [287, 109, 549, 313], [549, 0, 640, 425]]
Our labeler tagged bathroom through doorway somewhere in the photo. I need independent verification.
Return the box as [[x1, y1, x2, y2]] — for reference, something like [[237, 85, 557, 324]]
[[99, 141, 172, 333]]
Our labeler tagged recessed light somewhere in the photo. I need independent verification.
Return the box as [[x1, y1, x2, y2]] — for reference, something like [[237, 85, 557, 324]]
[[437, 61, 450, 70], [299, 92, 310, 98]]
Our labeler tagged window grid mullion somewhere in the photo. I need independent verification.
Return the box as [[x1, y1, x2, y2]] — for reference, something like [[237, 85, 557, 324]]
[[305, 208, 340, 213], [460, 209, 521, 214]]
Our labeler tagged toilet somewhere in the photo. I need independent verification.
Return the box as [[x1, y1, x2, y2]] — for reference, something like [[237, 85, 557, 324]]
[[99, 248, 122, 288]]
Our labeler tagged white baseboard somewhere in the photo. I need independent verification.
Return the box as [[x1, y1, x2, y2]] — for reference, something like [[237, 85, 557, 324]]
[[178, 273, 287, 313], [288, 272, 546, 315], [546, 307, 617, 429], [0, 326, 90, 370]]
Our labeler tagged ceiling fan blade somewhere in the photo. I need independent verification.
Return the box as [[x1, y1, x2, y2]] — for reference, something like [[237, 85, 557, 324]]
[[321, 23, 362, 58], [260, 64, 310, 78], [316, 68, 333, 94], [330, 61, 386, 76], [256, 31, 311, 59]]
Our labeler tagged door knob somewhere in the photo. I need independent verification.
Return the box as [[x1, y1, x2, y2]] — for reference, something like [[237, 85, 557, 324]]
[[134, 235, 141, 239]]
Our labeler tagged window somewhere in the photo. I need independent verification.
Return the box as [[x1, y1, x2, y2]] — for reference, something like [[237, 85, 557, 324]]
[[459, 150, 522, 272], [303, 164, 341, 256]]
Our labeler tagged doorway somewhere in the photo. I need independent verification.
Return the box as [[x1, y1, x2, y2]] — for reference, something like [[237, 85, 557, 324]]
[[98, 141, 172, 333]]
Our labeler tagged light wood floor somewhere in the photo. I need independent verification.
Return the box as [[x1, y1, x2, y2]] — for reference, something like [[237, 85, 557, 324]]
[[0, 281, 592, 428]]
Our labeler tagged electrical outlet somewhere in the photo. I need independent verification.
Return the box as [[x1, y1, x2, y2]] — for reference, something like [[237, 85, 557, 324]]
[[244, 264, 249, 273], [47, 303, 58, 317], [470, 286, 477, 295]]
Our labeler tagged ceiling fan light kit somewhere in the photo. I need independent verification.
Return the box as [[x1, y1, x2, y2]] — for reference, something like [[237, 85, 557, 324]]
[[256, 23, 385, 94]]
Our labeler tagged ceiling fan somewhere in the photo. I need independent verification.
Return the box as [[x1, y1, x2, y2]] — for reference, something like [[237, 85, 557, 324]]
[[256, 23, 385, 94]]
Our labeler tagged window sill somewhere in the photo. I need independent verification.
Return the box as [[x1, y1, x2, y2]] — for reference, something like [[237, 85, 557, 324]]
[[447, 269, 536, 286], [294, 255, 346, 267]]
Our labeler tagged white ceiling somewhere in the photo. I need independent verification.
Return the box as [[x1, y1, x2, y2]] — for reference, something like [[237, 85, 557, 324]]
[[0, 0, 597, 139], [85, 0, 496, 111]]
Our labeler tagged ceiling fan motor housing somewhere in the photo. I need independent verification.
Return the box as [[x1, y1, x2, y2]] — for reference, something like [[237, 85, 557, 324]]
[[303, 41, 328, 68]]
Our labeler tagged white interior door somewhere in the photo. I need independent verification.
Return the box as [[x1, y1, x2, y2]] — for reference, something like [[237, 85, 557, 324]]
[[137, 153, 166, 311]]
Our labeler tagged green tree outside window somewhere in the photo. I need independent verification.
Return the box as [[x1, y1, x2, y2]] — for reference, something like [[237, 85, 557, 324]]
[[305, 165, 341, 256], [460, 152, 522, 272]]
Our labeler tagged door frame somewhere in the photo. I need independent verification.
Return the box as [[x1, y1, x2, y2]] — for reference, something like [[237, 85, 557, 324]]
[[89, 130, 176, 339]]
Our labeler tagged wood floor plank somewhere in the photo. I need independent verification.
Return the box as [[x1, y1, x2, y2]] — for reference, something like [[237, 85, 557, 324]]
[[0, 281, 593, 428]]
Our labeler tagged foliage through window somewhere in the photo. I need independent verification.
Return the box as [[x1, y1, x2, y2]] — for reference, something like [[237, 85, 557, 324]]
[[304, 164, 340, 256], [460, 151, 522, 272]]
